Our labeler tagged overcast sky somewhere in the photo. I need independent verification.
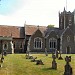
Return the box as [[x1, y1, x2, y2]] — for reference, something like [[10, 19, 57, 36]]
[[0, 0, 75, 27]]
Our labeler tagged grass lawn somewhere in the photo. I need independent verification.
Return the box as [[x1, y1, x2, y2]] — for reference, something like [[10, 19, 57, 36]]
[[0, 54, 75, 75]]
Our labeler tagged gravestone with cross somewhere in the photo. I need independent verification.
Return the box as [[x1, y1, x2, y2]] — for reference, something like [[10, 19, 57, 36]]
[[58, 50, 63, 60], [52, 54, 57, 69], [64, 56, 72, 75]]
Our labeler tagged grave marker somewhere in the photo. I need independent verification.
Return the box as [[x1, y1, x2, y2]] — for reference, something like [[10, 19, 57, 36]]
[[52, 54, 57, 69], [31, 57, 37, 62], [45, 48, 48, 56], [55, 49, 58, 58], [58, 50, 63, 60], [64, 56, 72, 75], [36, 59, 44, 65]]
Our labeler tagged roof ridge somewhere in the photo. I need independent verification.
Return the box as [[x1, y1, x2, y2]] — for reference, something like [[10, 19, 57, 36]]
[[0, 25, 23, 27]]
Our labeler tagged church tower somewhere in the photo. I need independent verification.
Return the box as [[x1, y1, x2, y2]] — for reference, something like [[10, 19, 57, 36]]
[[59, 7, 74, 31]]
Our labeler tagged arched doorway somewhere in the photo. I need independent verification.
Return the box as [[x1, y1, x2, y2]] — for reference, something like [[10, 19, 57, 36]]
[[66, 46, 71, 54]]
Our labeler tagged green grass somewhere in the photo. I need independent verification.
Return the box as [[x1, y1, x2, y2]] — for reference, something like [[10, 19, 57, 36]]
[[0, 54, 75, 75]]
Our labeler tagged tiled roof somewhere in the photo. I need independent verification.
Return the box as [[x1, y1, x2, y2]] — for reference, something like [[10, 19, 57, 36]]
[[25, 25, 47, 35], [0, 25, 24, 38], [45, 27, 64, 37]]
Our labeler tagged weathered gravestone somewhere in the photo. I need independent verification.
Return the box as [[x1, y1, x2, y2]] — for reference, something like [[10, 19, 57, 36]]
[[52, 54, 57, 69], [55, 49, 58, 58], [64, 56, 72, 75], [31, 57, 37, 62], [25, 51, 33, 59], [0, 54, 3, 67], [58, 51, 63, 60], [36, 59, 44, 65], [4, 51, 7, 56], [52, 52, 54, 58], [45, 48, 48, 56], [0, 63, 2, 68], [0, 57, 4, 63], [0, 53, 4, 63]]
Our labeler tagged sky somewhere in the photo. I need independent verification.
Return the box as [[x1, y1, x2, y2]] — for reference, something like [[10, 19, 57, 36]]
[[0, 0, 75, 27]]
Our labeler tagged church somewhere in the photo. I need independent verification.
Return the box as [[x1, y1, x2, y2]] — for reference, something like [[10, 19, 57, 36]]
[[25, 8, 75, 54], [0, 8, 75, 54]]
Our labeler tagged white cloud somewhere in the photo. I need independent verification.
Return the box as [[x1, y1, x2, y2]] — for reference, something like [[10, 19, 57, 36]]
[[0, 0, 75, 27]]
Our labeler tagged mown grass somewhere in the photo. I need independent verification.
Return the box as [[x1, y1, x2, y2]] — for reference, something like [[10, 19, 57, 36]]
[[0, 54, 75, 75]]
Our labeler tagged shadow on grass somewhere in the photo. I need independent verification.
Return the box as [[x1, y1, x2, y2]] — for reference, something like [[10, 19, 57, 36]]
[[42, 67, 57, 71]]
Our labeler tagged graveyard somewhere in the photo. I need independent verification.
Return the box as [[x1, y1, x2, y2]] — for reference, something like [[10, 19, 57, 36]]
[[0, 54, 75, 75]]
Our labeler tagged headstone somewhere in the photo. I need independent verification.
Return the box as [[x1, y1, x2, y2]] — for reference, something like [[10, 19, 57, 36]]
[[1, 57, 3, 63], [52, 52, 54, 58], [58, 51, 63, 60], [36, 59, 44, 65], [25, 50, 30, 59], [31, 57, 37, 62], [68, 56, 71, 62], [4, 51, 7, 56], [56, 49, 58, 58], [52, 54, 57, 69], [0, 64, 2, 67], [26, 54, 33, 59], [1, 52, 4, 60], [26, 50, 29, 56], [64, 56, 72, 75], [45, 48, 48, 56], [0, 53, 4, 63]]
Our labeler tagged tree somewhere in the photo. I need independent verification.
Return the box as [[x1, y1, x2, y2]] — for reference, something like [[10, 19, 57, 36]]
[[47, 24, 55, 28]]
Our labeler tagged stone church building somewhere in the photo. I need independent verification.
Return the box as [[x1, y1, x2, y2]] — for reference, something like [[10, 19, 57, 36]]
[[0, 8, 75, 54]]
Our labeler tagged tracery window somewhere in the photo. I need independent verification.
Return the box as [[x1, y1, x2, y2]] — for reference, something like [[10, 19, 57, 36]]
[[49, 38, 57, 49], [34, 37, 42, 49]]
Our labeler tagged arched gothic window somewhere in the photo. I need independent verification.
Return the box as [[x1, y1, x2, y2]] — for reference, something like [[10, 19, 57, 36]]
[[49, 38, 57, 49], [34, 37, 42, 49], [3, 42, 8, 50]]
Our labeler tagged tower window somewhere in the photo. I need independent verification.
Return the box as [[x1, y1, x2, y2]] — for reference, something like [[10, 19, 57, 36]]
[[69, 17, 72, 26]]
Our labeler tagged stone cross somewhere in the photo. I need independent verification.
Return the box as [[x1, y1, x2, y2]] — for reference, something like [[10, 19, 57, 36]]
[[58, 50, 63, 60]]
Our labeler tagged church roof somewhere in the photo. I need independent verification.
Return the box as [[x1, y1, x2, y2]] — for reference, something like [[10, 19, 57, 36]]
[[0, 25, 25, 38], [45, 27, 64, 38], [25, 25, 47, 35]]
